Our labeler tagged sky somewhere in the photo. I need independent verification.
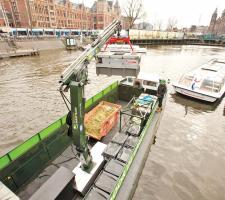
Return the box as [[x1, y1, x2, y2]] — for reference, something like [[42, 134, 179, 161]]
[[74, 0, 225, 28]]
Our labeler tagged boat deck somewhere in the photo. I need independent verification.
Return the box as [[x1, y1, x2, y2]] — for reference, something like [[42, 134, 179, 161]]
[[18, 101, 128, 200]]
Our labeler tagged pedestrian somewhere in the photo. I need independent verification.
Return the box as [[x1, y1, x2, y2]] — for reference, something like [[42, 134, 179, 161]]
[[157, 79, 167, 112]]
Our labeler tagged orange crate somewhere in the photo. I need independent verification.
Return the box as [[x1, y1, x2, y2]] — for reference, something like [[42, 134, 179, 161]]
[[84, 101, 121, 140]]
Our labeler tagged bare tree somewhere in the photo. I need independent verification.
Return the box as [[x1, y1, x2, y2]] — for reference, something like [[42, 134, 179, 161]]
[[155, 19, 163, 31], [167, 17, 177, 31], [123, 0, 146, 29]]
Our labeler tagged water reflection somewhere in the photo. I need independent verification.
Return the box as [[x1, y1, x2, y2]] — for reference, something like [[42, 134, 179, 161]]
[[170, 93, 220, 114], [133, 45, 225, 200]]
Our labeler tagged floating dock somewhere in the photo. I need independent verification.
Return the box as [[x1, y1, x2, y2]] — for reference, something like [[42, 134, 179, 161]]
[[0, 49, 39, 59]]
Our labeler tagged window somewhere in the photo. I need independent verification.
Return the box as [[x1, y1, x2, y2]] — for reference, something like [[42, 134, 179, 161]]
[[200, 79, 214, 92], [143, 80, 157, 87], [179, 75, 194, 87], [212, 81, 222, 92], [97, 57, 102, 64], [127, 77, 134, 83]]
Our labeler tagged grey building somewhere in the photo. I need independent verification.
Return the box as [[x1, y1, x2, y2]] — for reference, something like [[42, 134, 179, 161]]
[[208, 8, 225, 35]]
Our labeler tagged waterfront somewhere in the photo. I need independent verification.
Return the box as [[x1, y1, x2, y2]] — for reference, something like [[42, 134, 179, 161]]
[[0, 45, 225, 199]]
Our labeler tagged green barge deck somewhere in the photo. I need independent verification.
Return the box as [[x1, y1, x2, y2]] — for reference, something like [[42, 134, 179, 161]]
[[0, 80, 165, 200]]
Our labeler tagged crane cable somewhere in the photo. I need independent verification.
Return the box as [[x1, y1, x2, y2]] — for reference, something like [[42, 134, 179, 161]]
[[60, 90, 71, 111]]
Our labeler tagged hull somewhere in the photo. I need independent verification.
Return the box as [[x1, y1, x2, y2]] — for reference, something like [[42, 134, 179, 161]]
[[173, 85, 217, 102]]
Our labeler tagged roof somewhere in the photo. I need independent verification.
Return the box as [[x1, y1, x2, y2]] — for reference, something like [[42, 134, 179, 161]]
[[137, 73, 160, 82], [182, 59, 225, 83]]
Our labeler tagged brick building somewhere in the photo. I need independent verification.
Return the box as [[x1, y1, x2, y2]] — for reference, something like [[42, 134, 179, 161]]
[[92, 0, 120, 29], [0, 0, 13, 27], [208, 8, 225, 35], [0, 6, 4, 26], [0, 0, 124, 30], [29, 0, 93, 29]]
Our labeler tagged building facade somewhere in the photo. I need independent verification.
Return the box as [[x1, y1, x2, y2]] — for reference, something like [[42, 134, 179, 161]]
[[92, 0, 120, 29], [0, 0, 122, 30], [0, 0, 13, 27], [208, 8, 225, 35]]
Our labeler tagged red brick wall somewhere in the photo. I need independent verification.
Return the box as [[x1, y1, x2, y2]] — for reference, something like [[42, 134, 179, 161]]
[[17, 0, 30, 27], [1, 0, 120, 29], [0, 18, 5, 26]]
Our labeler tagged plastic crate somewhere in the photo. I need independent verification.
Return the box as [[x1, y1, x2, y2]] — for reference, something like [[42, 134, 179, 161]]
[[85, 101, 121, 140]]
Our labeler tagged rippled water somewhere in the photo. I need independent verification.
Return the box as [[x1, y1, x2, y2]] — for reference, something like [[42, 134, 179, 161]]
[[133, 45, 225, 200], [0, 49, 119, 155], [0, 45, 225, 199]]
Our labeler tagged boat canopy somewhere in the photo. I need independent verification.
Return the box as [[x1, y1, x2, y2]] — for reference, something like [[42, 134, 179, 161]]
[[178, 71, 225, 93]]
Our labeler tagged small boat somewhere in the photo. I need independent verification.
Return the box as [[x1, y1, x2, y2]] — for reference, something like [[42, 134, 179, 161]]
[[173, 59, 225, 102]]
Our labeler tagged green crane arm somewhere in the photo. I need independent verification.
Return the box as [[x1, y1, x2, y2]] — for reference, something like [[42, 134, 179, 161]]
[[59, 19, 121, 86], [59, 20, 121, 170]]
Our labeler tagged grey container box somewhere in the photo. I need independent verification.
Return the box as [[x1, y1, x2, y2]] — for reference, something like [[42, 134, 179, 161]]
[[94, 171, 118, 194], [102, 142, 122, 159], [124, 135, 139, 149], [96, 67, 140, 77], [117, 147, 133, 163], [96, 52, 141, 77], [111, 132, 128, 145], [104, 159, 125, 177], [84, 187, 110, 200]]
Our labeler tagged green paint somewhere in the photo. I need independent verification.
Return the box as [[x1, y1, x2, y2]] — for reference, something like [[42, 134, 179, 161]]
[[103, 85, 112, 95], [110, 102, 158, 200], [111, 82, 118, 89], [9, 135, 40, 160], [39, 120, 61, 140], [0, 155, 11, 170], [85, 98, 93, 109], [93, 92, 102, 103], [61, 115, 67, 125]]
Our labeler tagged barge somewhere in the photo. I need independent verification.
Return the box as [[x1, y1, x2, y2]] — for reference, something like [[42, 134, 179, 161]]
[[0, 20, 166, 200], [0, 78, 166, 200]]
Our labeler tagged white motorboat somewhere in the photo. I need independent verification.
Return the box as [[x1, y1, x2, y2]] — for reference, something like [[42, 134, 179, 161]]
[[173, 59, 225, 102]]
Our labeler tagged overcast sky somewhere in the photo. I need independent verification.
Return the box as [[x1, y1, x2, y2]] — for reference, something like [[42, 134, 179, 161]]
[[74, 0, 225, 28]]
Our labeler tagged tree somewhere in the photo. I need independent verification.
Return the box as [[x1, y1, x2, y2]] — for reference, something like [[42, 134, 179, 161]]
[[167, 17, 177, 31], [123, 0, 146, 29], [155, 19, 163, 31]]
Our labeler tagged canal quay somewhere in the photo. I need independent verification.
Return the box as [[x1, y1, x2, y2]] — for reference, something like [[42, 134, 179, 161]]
[[0, 45, 225, 199]]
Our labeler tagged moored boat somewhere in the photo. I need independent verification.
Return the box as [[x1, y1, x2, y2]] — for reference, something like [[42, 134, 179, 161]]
[[173, 59, 225, 102]]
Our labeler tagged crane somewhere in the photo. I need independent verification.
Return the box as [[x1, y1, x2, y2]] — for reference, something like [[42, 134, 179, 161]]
[[59, 20, 122, 171]]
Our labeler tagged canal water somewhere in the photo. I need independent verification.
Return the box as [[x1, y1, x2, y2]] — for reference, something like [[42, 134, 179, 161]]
[[0, 45, 225, 199]]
